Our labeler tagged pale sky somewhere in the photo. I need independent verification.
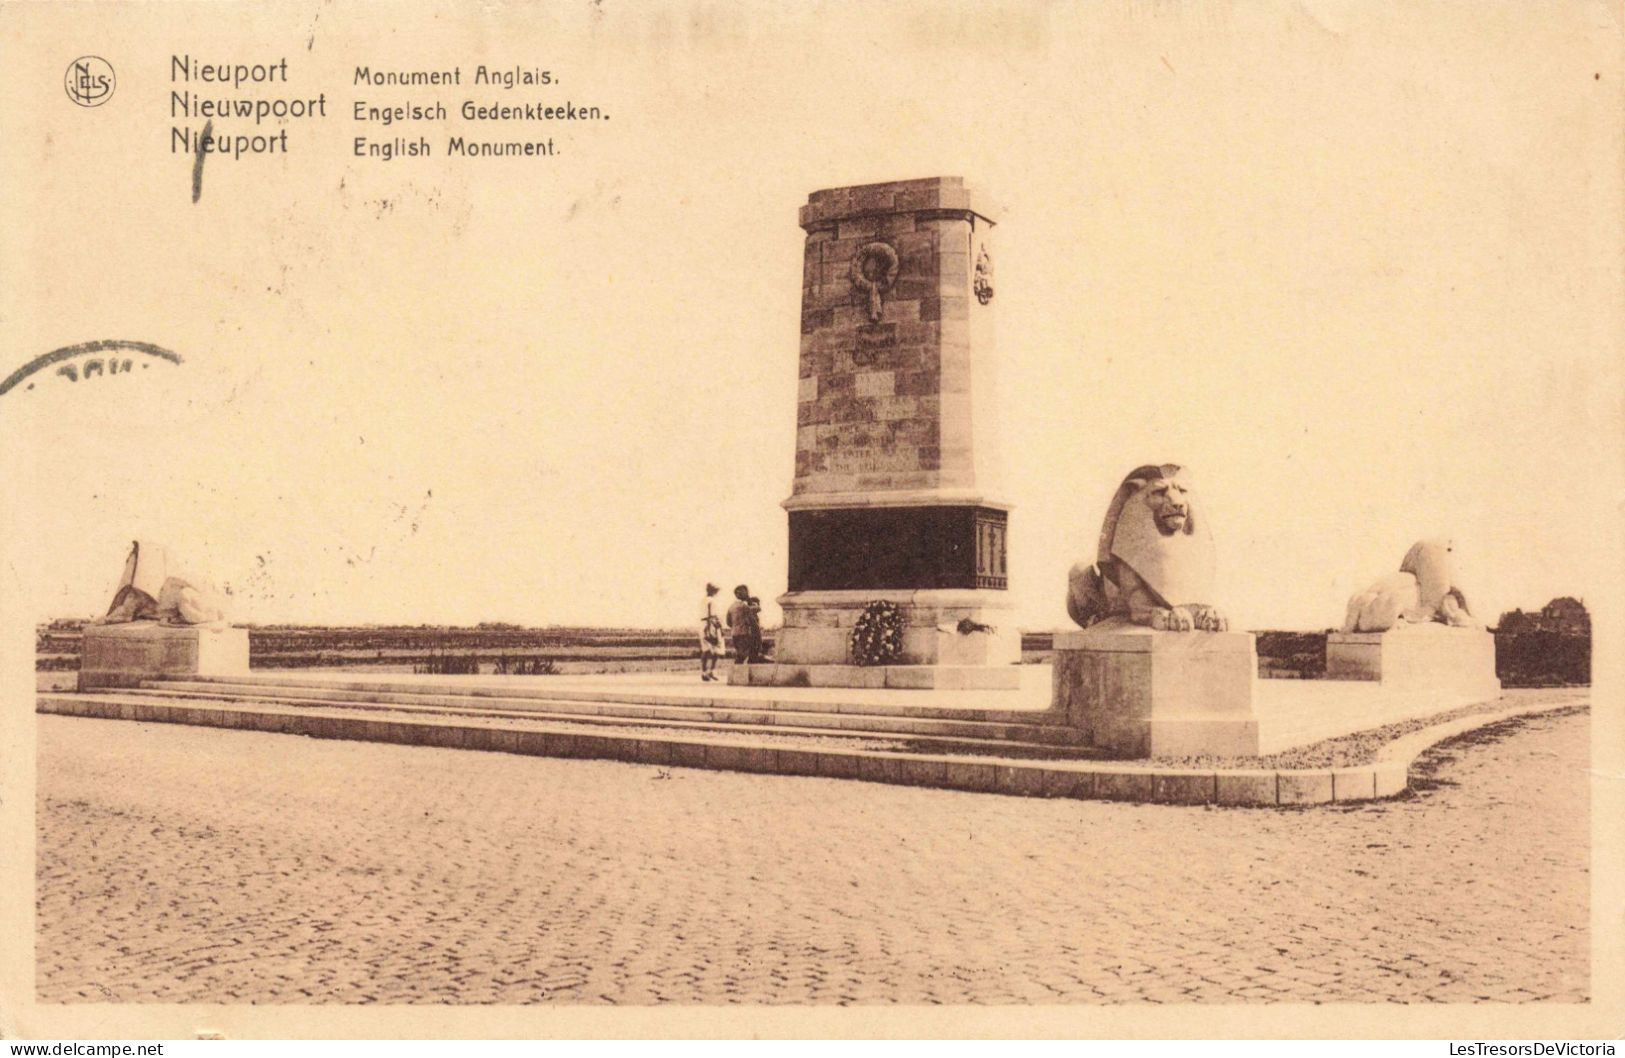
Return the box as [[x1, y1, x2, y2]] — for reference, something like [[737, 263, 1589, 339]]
[[3, 1, 1621, 633]]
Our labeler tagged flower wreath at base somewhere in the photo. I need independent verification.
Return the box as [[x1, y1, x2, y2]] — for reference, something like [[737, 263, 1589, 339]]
[[849, 599, 907, 666]]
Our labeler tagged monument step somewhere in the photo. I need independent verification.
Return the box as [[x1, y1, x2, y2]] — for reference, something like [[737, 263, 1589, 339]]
[[152, 673, 1058, 724], [130, 683, 1085, 749], [41, 690, 1101, 762], [37, 689, 1581, 806]]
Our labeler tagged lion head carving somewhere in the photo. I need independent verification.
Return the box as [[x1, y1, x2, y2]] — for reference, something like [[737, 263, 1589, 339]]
[[1138, 473, 1194, 536], [1067, 464, 1227, 632], [1342, 537, 1480, 632]]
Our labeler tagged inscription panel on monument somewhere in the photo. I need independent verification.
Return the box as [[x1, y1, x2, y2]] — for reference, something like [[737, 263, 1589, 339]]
[[787, 506, 1008, 592]]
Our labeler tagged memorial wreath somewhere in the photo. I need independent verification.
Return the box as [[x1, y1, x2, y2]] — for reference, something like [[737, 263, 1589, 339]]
[[849, 599, 906, 666]]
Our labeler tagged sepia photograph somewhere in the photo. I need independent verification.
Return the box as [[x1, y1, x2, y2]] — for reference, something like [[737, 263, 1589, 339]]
[[1, 0, 1620, 1042]]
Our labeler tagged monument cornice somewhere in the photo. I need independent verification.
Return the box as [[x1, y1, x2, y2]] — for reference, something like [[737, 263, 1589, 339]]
[[782, 488, 1012, 512], [798, 175, 998, 231]]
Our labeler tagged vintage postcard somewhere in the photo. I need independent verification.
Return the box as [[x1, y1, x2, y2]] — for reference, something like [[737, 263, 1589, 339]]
[[1, 0, 1621, 1041]]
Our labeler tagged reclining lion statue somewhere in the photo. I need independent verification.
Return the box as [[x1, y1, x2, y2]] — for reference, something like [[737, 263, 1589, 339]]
[[99, 540, 229, 626], [1342, 538, 1480, 632], [1066, 464, 1228, 632]]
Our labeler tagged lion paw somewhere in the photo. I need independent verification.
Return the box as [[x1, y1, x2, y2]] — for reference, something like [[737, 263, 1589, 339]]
[[1154, 606, 1196, 632]]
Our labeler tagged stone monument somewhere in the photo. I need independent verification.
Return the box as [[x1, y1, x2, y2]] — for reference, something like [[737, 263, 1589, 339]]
[[733, 176, 1018, 689], [1327, 538, 1500, 699], [1052, 465, 1259, 757], [79, 540, 248, 690]]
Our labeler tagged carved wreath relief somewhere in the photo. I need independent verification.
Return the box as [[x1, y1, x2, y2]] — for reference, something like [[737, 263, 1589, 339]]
[[850, 241, 899, 323], [974, 244, 994, 305]]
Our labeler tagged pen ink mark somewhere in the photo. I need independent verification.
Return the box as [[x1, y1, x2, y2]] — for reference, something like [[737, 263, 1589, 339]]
[[192, 118, 213, 203]]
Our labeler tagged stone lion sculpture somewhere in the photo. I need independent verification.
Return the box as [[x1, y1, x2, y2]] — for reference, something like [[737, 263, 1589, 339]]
[[1341, 538, 1480, 632], [1066, 464, 1228, 632], [100, 540, 229, 626]]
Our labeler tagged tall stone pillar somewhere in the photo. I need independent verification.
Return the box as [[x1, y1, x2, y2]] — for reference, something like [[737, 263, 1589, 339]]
[[743, 177, 1018, 689]]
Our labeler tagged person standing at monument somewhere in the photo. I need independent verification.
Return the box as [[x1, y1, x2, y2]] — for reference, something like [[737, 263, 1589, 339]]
[[748, 595, 767, 662], [699, 583, 726, 681], [727, 584, 761, 666]]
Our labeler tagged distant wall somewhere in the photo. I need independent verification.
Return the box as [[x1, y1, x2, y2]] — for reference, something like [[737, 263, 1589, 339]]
[[1022, 628, 1589, 688], [36, 623, 776, 674], [43, 623, 1589, 686]]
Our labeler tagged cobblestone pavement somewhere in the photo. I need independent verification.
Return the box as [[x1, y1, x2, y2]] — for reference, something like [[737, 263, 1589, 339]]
[[36, 708, 1589, 1004]]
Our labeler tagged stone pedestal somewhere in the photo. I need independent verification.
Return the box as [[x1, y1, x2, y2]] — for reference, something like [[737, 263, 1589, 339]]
[[1325, 626, 1501, 699], [1052, 623, 1260, 758], [78, 622, 249, 690], [774, 176, 1014, 687], [736, 586, 1018, 687], [775, 588, 1015, 662]]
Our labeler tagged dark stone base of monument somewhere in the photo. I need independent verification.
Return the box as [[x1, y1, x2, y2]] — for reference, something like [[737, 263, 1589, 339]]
[[79, 622, 249, 690], [775, 505, 1015, 689], [787, 506, 1007, 591]]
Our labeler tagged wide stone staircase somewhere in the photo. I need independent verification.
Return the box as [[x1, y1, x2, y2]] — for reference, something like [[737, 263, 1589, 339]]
[[37, 670, 1107, 771], [42, 669, 1540, 805]]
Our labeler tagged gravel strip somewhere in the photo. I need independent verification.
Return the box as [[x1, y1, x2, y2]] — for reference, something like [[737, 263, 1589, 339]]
[[1152, 690, 1587, 769]]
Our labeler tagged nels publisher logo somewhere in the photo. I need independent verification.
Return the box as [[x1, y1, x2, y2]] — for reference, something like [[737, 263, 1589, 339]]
[[64, 56, 115, 107]]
